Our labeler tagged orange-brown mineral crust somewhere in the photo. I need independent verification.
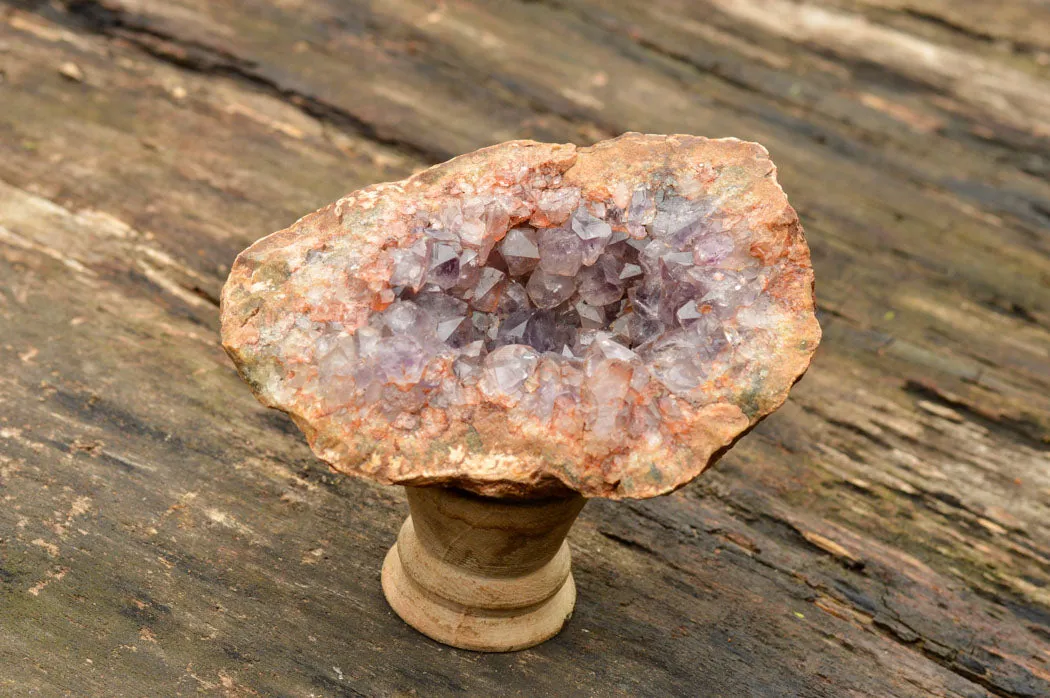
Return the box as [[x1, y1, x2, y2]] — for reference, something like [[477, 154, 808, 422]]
[[220, 133, 820, 499]]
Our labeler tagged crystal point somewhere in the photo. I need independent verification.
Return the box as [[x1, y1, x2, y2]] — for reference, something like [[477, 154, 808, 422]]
[[526, 268, 575, 309], [500, 227, 541, 276]]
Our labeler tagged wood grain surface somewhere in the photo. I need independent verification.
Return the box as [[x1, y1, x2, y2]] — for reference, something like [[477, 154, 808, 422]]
[[1, 1, 1048, 695]]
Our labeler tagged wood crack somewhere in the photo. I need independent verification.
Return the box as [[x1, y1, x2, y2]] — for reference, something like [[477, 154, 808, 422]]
[[900, 8, 1042, 55], [904, 379, 1049, 449]]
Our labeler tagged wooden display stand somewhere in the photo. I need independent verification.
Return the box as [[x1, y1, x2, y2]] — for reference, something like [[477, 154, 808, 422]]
[[382, 487, 586, 651]]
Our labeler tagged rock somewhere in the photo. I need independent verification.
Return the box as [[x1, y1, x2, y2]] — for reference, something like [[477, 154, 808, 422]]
[[220, 133, 821, 499]]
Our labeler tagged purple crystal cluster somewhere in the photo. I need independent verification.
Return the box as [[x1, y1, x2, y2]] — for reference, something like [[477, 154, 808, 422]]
[[222, 135, 822, 498], [311, 185, 778, 439]]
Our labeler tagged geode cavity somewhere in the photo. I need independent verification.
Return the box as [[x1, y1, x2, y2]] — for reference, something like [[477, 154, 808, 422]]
[[220, 133, 820, 498]]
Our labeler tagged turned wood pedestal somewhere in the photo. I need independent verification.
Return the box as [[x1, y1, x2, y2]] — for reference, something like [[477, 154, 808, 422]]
[[382, 487, 586, 652]]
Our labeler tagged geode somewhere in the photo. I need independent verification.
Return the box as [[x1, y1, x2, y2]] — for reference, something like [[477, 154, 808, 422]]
[[220, 133, 820, 499]]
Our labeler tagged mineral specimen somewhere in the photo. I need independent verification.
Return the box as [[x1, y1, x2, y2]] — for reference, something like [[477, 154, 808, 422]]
[[220, 133, 820, 499]]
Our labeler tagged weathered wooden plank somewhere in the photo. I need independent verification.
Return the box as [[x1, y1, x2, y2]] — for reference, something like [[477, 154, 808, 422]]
[[836, 0, 1050, 54], [23, 0, 1050, 470], [1, 1, 1049, 696]]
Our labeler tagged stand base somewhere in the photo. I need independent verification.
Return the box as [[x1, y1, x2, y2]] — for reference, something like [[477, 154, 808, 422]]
[[381, 487, 585, 652]]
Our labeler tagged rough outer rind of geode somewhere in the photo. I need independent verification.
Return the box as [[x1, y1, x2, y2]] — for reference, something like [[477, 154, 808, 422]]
[[220, 133, 820, 499]]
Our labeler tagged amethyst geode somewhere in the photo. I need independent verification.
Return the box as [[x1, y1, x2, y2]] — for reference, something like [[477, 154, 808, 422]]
[[220, 134, 820, 498]]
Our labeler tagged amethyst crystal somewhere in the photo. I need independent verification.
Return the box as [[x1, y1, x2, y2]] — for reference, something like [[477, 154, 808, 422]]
[[221, 134, 820, 500], [378, 184, 771, 403], [500, 227, 542, 276]]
